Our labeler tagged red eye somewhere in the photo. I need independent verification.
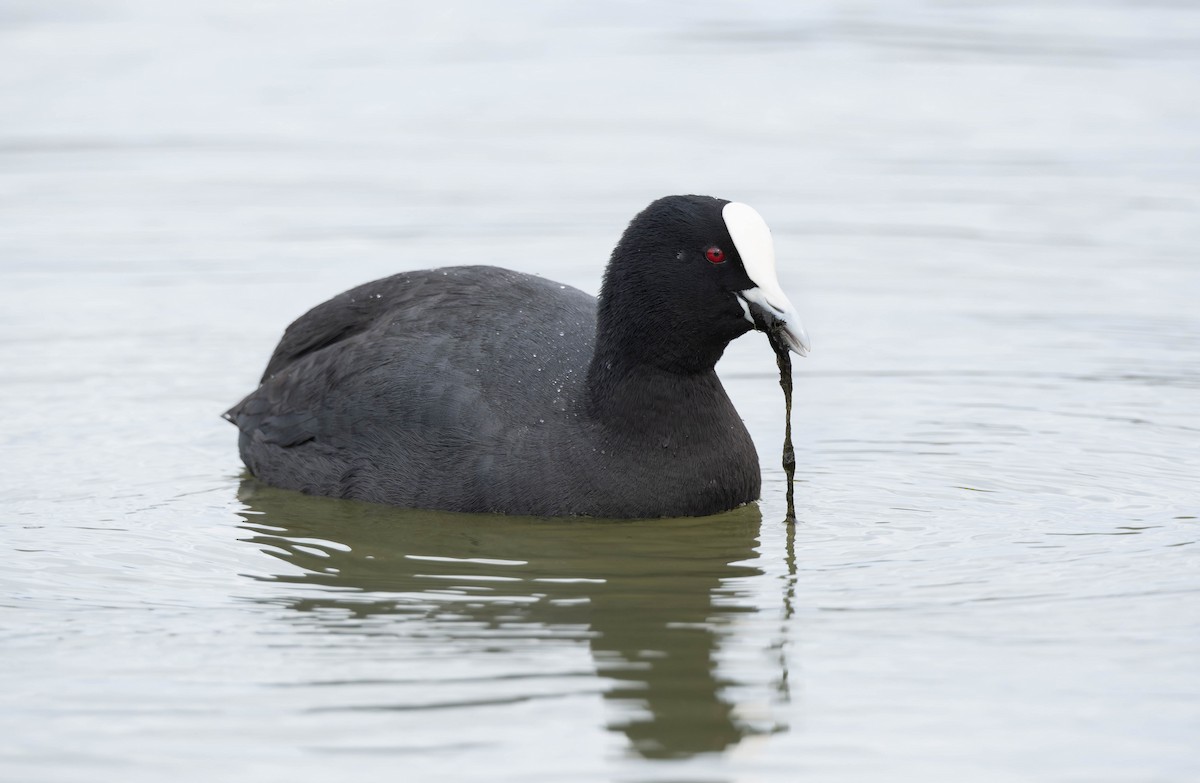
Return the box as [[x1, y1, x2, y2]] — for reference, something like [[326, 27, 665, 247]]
[[705, 246, 725, 264]]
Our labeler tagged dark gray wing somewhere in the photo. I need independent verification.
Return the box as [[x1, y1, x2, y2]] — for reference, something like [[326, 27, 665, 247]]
[[224, 266, 598, 508], [258, 272, 433, 383]]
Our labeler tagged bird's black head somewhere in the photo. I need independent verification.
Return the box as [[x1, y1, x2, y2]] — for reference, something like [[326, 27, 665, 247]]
[[594, 194, 809, 375]]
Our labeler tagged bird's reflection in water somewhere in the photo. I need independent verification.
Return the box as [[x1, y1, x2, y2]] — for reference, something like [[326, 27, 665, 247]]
[[236, 478, 784, 759]]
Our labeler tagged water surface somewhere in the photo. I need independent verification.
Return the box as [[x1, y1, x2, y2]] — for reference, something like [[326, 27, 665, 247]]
[[2, 1, 1198, 780]]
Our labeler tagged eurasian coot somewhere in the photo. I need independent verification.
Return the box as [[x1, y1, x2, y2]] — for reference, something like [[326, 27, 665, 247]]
[[225, 195, 809, 517]]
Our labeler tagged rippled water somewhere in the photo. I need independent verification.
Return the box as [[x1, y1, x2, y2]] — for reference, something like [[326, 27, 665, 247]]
[[3, 1, 1199, 780]]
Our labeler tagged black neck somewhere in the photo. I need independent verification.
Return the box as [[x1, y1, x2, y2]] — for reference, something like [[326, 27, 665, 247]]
[[585, 360, 729, 439], [583, 200, 753, 426]]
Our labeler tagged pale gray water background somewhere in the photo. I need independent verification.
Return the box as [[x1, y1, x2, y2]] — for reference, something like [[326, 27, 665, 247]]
[[2, 1, 1199, 781]]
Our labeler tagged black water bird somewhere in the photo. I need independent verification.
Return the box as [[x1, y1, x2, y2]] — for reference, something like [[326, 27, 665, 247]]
[[224, 195, 810, 517]]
